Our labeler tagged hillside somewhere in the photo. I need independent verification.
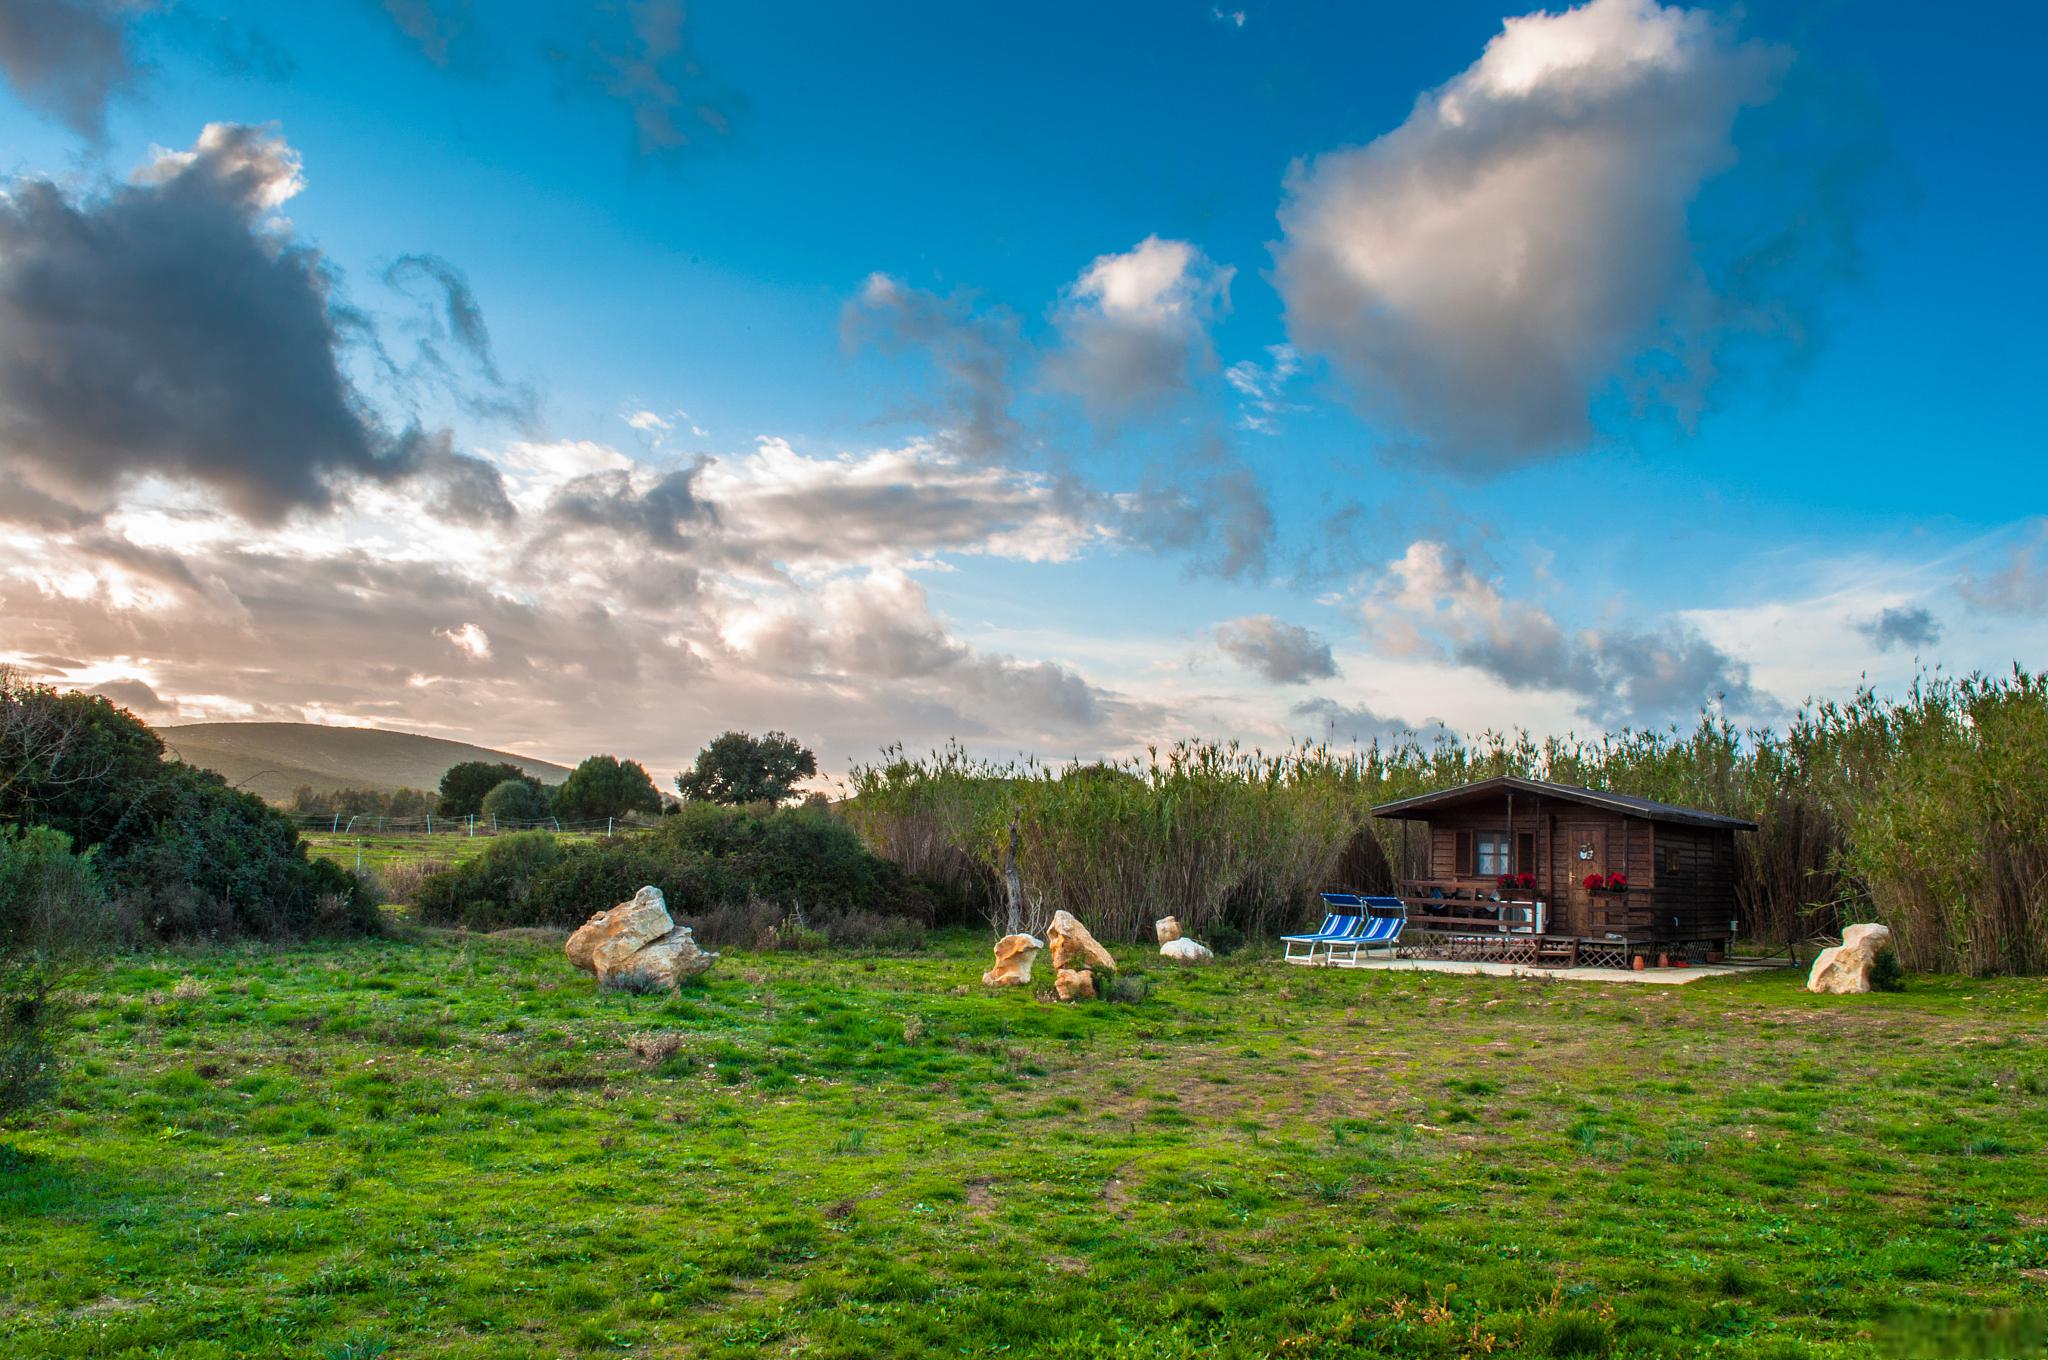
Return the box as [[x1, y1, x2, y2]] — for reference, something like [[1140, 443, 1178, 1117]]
[[160, 722, 570, 805]]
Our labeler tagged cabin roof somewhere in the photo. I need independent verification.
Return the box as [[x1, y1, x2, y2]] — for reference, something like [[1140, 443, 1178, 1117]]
[[1369, 775, 1759, 831]]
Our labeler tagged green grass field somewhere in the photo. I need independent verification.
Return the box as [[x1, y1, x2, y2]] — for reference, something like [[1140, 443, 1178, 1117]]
[[2, 932, 2044, 1359]]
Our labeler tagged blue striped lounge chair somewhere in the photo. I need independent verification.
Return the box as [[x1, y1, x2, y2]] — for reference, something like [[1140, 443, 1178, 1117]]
[[1326, 895, 1407, 966], [1282, 902, 1365, 965]]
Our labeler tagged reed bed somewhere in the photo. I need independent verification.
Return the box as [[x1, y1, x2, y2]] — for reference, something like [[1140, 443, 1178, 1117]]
[[843, 670, 2048, 974]]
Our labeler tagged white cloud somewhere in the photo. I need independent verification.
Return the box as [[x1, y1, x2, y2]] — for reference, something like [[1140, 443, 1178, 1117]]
[[438, 622, 492, 659], [1048, 235, 1232, 417], [1360, 539, 1772, 726], [1224, 343, 1303, 434], [1275, 0, 1787, 463]]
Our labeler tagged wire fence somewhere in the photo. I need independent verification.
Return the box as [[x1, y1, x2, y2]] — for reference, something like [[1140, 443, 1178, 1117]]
[[289, 813, 656, 837]]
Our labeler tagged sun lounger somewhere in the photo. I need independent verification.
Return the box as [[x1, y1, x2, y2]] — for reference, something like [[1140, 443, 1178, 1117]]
[[1282, 909, 1365, 964], [1310, 893, 1409, 966]]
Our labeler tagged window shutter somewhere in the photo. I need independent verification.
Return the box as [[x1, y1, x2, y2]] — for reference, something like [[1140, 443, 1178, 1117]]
[[1516, 832, 1535, 875], [1454, 830, 1473, 877]]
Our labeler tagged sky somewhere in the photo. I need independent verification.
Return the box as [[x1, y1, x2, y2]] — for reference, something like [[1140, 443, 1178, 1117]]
[[1, 0, 2044, 787]]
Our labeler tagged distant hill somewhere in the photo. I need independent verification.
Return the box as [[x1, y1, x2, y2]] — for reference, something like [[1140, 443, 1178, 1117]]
[[160, 722, 571, 805]]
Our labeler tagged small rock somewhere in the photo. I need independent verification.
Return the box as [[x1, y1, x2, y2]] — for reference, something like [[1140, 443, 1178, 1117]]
[[1807, 921, 1893, 995], [982, 933, 1044, 986], [1155, 916, 1183, 945], [1054, 967, 1096, 1002], [1159, 937, 1212, 963], [1046, 910, 1116, 972]]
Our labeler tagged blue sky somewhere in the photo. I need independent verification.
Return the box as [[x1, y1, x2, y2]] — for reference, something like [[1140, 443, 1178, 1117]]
[[1, 0, 2043, 779]]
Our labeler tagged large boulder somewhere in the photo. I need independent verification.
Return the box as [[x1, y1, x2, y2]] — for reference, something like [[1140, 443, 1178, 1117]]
[[982, 933, 1044, 986], [565, 886, 717, 989], [1054, 967, 1096, 1002], [1807, 922, 1894, 995], [1154, 916, 1183, 945], [1046, 910, 1116, 972], [1160, 937, 1213, 963]]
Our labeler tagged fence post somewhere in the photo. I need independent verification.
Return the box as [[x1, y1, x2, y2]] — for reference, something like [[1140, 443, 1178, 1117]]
[[608, 817, 614, 836]]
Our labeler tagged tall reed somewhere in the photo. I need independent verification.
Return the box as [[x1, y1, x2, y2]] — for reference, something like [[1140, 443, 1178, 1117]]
[[842, 671, 2048, 973]]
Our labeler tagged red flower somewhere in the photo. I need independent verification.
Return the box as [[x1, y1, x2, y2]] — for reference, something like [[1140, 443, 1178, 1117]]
[[1497, 874, 1517, 890], [1582, 873, 1605, 892], [1518, 872, 1537, 889], [1607, 872, 1628, 891]]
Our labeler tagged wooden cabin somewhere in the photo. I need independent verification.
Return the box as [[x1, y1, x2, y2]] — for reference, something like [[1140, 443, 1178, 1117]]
[[1369, 776, 1756, 967]]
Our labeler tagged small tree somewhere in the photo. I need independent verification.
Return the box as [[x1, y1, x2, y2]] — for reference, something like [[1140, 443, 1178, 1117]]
[[553, 755, 662, 823], [437, 761, 537, 817], [481, 778, 551, 825], [675, 731, 817, 806]]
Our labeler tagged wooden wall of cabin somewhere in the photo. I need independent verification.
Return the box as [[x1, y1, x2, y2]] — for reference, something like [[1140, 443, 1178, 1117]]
[[1645, 824, 1739, 947], [1416, 802, 1657, 936]]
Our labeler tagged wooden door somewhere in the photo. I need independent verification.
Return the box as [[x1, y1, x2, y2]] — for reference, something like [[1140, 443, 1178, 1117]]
[[1564, 824, 1605, 935]]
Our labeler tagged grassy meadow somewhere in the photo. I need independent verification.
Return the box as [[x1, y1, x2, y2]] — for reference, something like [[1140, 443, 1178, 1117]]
[[3, 930, 2044, 1359]]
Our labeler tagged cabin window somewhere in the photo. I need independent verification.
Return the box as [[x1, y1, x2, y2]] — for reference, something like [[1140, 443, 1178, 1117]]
[[1475, 832, 1510, 877]]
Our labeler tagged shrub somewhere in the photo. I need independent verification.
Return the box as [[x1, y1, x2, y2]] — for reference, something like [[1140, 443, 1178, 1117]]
[[823, 910, 927, 953], [1869, 947, 1905, 992], [0, 826, 110, 1128], [0, 674, 378, 940], [766, 914, 829, 953], [376, 857, 452, 907], [413, 832, 567, 930], [0, 956, 62, 1128]]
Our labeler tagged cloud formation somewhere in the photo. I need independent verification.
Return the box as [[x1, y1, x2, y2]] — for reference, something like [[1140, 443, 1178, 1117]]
[[1275, 0, 1798, 464], [1959, 524, 2048, 615], [1856, 605, 1942, 652], [1047, 236, 1231, 418], [1291, 696, 1430, 746], [1362, 540, 1770, 726], [843, 274, 1024, 465], [554, 0, 741, 161], [0, 0, 134, 139], [376, 0, 473, 69], [0, 124, 477, 524], [1215, 615, 1339, 685]]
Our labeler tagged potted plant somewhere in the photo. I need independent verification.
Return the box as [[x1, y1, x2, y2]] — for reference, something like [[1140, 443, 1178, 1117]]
[[1605, 872, 1628, 893], [1582, 872, 1607, 894]]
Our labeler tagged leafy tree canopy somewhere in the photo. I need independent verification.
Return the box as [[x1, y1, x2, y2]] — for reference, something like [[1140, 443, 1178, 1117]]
[[675, 730, 817, 806], [553, 754, 662, 823], [481, 777, 552, 824], [437, 761, 538, 817]]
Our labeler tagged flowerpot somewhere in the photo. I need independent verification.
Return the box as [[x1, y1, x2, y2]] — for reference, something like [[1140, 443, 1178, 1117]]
[[1631, 955, 1646, 971], [1705, 950, 1723, 964], [1656, 952, 1671, 968]]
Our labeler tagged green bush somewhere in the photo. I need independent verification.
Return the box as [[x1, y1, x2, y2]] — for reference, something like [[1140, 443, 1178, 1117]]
[[413, 832, 568, 930], [0, 826, 109, 1128], [0, 676, 378, 941], [1869, 947, 1905, 992], [411, 804, 940, 946]]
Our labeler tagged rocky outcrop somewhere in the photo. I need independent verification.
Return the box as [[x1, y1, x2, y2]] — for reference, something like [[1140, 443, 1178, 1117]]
[[1159, 937, 1213, 963], [565, 887, 716, 989], [1054, 967, 1096, 1002], [982, 933, 1044, 986], [1155, 916, 1183, 945], [1807, 922, 1893, 995], [1046, 910, 1116, 973]]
